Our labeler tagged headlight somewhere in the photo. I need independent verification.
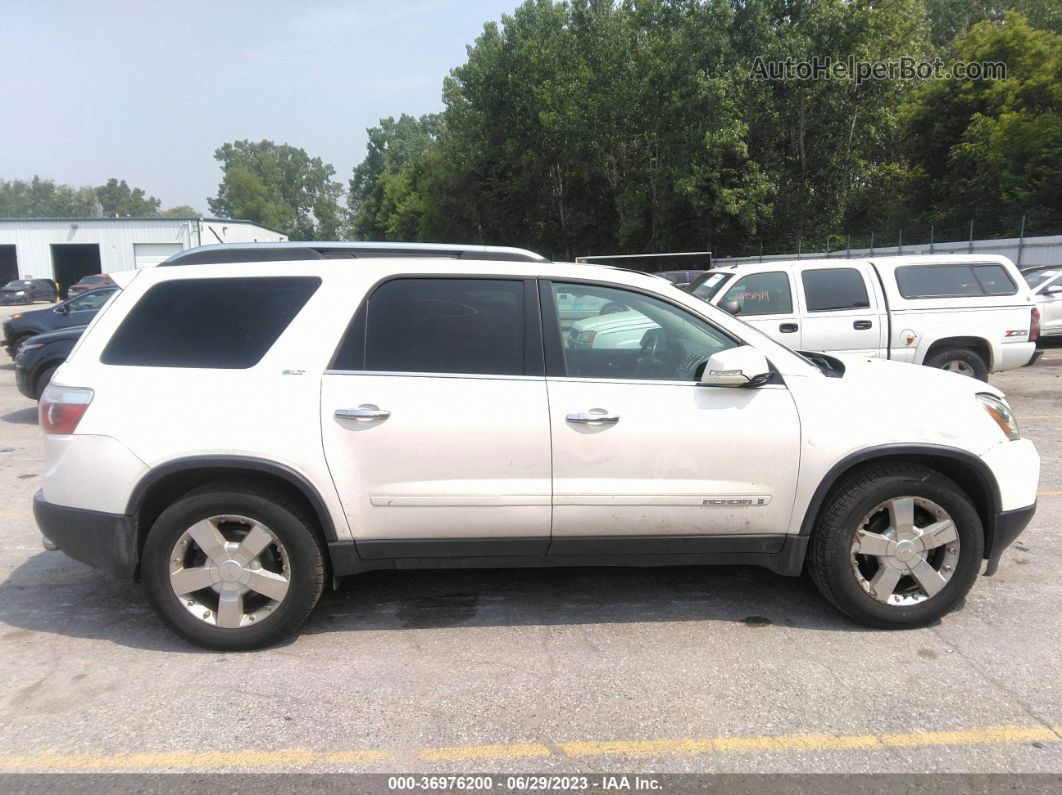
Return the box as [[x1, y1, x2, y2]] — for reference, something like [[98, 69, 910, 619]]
[[19, 342, 45, 353], [978, 394, 1020, 441], [14, 290, 26, 296]]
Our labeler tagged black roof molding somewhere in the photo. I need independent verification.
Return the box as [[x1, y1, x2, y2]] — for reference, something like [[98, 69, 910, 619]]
[[161, 242, 550, 266]]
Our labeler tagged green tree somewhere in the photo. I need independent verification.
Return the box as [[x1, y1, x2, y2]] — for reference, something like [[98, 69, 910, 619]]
[[348, 114, 439, 240], [161, 205, 200, 217], [209, 140, 344, 239], [901, 12, 1062, 228], [96, 178, 161, 217], [0, 177, 98, 217]]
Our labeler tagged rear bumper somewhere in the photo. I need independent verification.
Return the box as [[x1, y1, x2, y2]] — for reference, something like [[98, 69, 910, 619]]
[[1024, 349, 1044, 367], [33, 490, 137, 581]]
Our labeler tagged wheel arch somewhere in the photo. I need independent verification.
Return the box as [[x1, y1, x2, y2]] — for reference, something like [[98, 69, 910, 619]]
[[799, 444, 1000, 559], [920, 335, 994, 369], [127, 456, 340, 569]]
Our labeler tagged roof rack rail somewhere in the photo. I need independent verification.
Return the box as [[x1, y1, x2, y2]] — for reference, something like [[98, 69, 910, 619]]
[[160, 241, 550, 266]]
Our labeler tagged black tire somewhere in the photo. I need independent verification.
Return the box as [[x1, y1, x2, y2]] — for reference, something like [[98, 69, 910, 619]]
[[806, 463, 984, 629], [142, 484, 325, 650], [923, 347, 989, 381], [34, 365, 58, 400]]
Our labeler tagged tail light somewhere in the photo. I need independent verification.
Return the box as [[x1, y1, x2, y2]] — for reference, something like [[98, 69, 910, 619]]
[[1030, 307, 1040, 342], [39, 384, 94, 434]]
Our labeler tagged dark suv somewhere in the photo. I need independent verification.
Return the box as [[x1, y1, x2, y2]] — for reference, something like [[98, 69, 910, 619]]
[[0, 279, 59, 305], [2, 286, 118, 357]]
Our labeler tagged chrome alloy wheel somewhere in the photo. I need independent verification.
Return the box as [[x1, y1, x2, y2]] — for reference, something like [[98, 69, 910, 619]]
[[849, 497, 960, 606], [168, 515, 290, 628], [941, 359, 975, 377]]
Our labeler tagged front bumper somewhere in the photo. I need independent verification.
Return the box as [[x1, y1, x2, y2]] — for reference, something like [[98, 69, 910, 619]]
[[983, 502, 1036, 575], [13, 361, 33, 399], [33, 490, 138, 581]]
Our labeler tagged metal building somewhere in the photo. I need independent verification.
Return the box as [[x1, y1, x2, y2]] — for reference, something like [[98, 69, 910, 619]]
[[0, 217, 286, 293]]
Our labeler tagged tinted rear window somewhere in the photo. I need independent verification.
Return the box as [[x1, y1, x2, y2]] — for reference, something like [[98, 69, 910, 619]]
[[332, 278, 526, 375], [102, 277, 320, 368], [895, 264, 1017, 298], [801, 268, 871, 312]]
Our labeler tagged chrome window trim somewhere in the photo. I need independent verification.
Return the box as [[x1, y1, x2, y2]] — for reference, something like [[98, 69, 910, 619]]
[[323, 369, 545, 382]]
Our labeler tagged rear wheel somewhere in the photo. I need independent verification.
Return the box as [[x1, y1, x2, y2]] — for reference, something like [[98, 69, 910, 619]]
[[924, 347, 988, 381], [142, 485, 325, 650], [807, 463, 983, 628]]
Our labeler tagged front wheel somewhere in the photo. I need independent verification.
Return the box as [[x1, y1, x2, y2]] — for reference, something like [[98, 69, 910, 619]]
[[807, 463, 983, 628], [142, 485, 325, 650]]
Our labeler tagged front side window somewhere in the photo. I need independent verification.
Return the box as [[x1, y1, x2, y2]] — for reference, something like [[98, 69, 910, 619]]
[[801, 268, 871, 312], [549, 282, 738, 381], [895, 263, 1017, 298], [101, 277, 320, 368], [333, 278, 527, 376], [721, 272, 793, 316]]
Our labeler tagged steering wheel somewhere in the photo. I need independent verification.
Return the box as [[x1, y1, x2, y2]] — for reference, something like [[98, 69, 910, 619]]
[[635, 329, 665, 377], [599, 302, 628, 315]]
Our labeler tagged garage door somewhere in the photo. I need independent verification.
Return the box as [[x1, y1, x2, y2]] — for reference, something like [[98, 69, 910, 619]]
[[134, 243, 183, 269]]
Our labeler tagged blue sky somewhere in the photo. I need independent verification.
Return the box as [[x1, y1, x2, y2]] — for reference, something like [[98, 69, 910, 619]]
[[1, 0, 521, 211]]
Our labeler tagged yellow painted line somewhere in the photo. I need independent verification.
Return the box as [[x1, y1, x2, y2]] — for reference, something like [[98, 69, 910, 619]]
[[1018, 415, 1062, 420], [0, 725, 1057, 771], [1038, 491, 1062, 497], [417, 743, 551, 762], [0, 512, 32, 517]]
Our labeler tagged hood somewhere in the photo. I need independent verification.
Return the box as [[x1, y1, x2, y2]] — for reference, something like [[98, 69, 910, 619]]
[[828, 352, 1005, 399]]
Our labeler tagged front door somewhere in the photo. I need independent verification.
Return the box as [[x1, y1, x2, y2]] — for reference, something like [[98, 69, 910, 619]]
[[541, 281, 801, 553], [321, 277, 552, 556]]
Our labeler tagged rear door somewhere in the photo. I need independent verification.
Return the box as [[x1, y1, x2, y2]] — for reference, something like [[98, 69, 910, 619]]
[[796, 264, 885, 357], [320, 277, 552, 556]]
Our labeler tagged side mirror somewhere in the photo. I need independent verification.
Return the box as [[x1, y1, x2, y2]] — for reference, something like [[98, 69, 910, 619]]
[[54, 303, 69, 315], [700, 345, 771, 388], [1045, 284, 1062, 296], [719, 299, 741, 315]]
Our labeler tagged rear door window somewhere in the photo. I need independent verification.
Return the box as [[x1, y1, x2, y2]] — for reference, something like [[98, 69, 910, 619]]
[[801, 268, 871, 312], [895, 264, 1017, 298], [332, 278, 530, 376], [101, 277, 320, 368], [721, 272, 793, 315]]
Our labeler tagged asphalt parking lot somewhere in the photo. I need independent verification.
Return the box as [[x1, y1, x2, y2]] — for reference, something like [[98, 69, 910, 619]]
[[0, 301, 1058, 776]]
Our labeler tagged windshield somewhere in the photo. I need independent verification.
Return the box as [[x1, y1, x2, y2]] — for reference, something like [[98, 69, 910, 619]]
[[688, 270, 734, 301], [3, 281, 33, 290], [1025, 270, 1059, 291]]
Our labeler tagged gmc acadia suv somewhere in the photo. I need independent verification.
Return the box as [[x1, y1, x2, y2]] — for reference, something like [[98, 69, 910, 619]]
[[33, 242, 1040, 649]]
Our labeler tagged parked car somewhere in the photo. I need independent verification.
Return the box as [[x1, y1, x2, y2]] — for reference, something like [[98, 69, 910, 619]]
[[67, 273, 115, 297], [2, 286, 118, 358], [657, 269, 705, 289], [0, 279, 59, 305], [34, 242, 1038, 650], [14, 325, 87, 400], [687, 255, 1040, 380], [1024, 268, 1062, 340]]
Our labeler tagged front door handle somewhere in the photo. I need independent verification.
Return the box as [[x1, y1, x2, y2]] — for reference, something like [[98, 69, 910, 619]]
[[779, 323, 798, 333], [566, 411, 620, 425], [336, 407, 390, 421], [853, 320, 873, 330]]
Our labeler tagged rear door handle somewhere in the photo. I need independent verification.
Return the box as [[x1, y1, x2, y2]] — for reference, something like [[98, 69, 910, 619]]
[[566, 411, 620, 425], [336, 407, 390, 421], [779, 323, 798, 333], [853, 320, 873, 330]]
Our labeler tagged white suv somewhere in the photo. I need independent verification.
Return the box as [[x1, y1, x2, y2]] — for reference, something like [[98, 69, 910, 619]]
[[684, 255, 1041, 379], [34, 243, 1040, 649]]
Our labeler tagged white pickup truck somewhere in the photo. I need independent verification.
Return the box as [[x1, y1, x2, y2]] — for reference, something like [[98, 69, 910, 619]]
[[672, 255, 1040, 380]]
